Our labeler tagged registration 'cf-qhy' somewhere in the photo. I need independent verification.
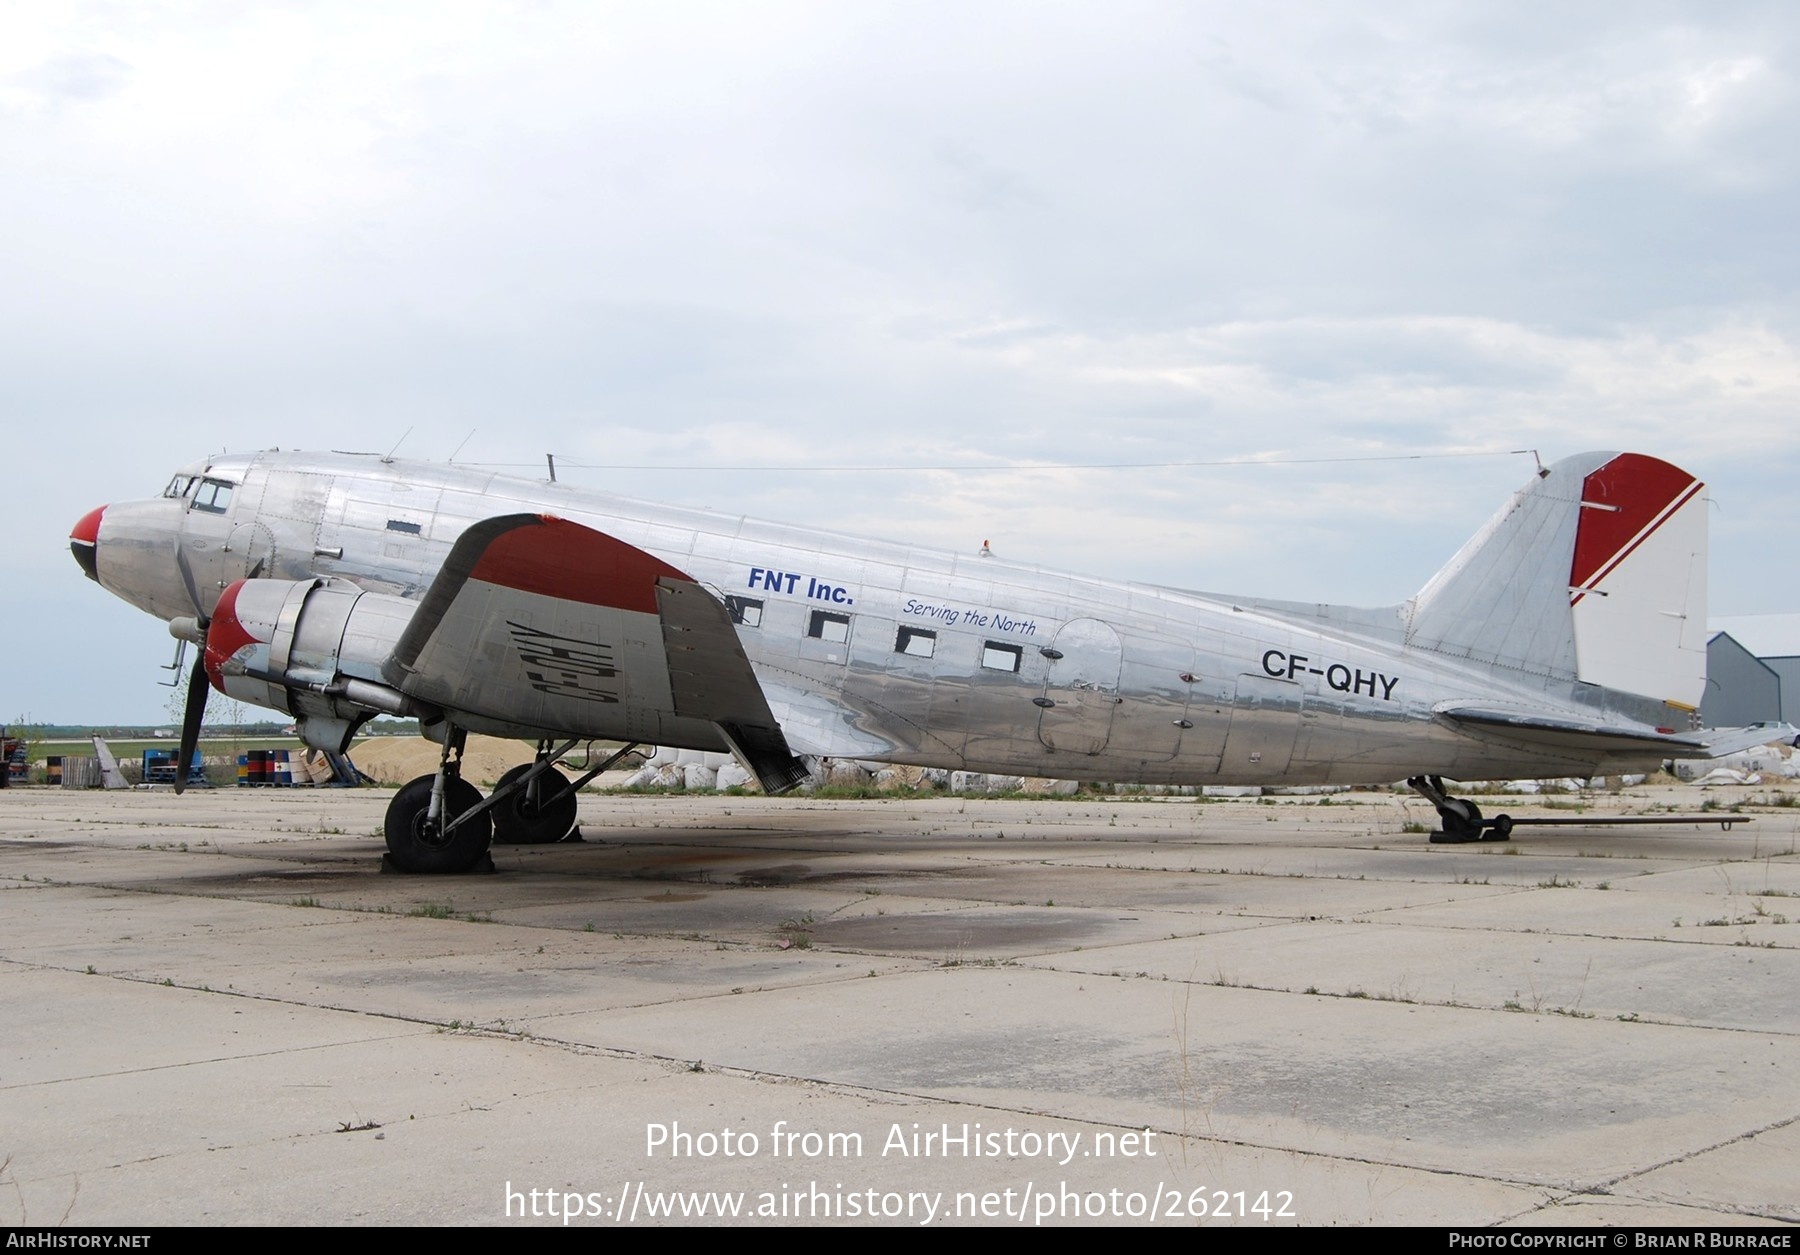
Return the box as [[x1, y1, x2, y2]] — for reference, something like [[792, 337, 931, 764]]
[[69, 449, 1786, 870]]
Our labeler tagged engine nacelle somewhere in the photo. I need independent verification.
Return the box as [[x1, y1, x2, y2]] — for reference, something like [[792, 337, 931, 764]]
[[203, 578, 428, 752]]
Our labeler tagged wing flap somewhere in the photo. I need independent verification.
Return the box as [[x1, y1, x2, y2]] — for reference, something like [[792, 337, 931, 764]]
[[656, 578, 810, 793]]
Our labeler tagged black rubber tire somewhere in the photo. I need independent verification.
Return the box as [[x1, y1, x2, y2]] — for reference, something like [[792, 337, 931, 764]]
[[1436, 798, 1483, 840], [1484, 813, 1514, 841], [384, 774, 492, 873], [491, 764, 578, 845]]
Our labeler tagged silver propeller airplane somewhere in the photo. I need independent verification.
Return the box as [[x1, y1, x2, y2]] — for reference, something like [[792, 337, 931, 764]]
[[70, 449, 1785, 872]]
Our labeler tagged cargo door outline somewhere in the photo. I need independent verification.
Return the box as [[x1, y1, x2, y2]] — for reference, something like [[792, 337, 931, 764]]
[[259, 470, 336, 579], [1037, 618, 1123, 754], [1221, 673, 1303, 776], [1108, 644, 1202, 764]]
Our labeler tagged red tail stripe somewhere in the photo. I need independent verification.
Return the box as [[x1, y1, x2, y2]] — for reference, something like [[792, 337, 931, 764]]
[[1568, 454, 1701, 605]]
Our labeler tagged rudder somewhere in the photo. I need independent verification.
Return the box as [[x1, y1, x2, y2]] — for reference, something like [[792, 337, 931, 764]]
[[1406, 452, 1708, 709]]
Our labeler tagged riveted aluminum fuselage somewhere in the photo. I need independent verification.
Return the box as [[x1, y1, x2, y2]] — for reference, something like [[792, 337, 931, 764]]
[[92, 450, 1670, 785]]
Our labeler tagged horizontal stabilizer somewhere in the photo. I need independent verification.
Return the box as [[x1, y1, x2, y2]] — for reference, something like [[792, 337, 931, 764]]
[[1439, 703, 1796, 762], [1683, 722, 1800, 759]]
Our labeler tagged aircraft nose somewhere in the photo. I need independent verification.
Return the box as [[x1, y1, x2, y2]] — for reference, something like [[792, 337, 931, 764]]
[[70, 505, 106, 581]]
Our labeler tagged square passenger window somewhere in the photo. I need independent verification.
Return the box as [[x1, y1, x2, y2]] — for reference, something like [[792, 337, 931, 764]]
[[808, 610, 851, 644], [896, 626, 936, 658], [726, 596, 764, 628], [981, 641, 1023, 672]]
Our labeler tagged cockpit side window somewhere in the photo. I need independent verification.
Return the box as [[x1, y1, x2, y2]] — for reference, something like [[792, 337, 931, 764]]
[[191, 479, 234, 514]]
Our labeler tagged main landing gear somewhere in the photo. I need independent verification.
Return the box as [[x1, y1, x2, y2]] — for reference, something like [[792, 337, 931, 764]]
[[1406, 774, 1515, 845], [383, 734, 645, 873], [492, 741, 580, 845], [384, 728, 495, 874]]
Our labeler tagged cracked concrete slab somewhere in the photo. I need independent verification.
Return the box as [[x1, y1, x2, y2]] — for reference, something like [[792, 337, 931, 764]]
[[1, 784, 1795, 1227]]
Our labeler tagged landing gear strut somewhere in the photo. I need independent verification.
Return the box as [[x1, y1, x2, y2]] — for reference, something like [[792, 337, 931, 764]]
[[384, 727, 495, 873], [382, 736, 642, 871], [1406, 774, 1514, 844]]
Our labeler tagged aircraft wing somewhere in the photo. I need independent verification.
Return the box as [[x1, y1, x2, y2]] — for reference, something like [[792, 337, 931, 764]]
[[383, 514, 810, 793], [1436, 703, 1797, 761]]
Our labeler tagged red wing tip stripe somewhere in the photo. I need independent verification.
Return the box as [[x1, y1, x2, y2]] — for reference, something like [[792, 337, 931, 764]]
[[467, 517, 694, 614]]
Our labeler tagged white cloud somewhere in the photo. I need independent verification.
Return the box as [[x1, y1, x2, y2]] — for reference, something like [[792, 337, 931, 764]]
[[4, 0, 1798, 721]]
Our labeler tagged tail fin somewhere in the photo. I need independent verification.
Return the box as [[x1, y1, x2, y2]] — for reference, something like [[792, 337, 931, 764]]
[[1405, 452, 1708, 708]]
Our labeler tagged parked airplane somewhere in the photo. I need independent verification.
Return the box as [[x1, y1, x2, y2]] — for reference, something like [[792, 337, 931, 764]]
[[70, 449, 1785, 871]]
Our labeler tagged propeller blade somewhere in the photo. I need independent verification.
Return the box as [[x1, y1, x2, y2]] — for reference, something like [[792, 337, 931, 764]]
[[173, 653, 208, 795], [175, 542, 209, 622]]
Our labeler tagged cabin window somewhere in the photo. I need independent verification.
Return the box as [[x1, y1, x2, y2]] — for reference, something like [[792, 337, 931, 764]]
[[191, 479, 234, 514], [808, 610, 851, 644], [726, 596, 763, 628], [896, 626, 936, 658], [981, 641, 1023, 672]]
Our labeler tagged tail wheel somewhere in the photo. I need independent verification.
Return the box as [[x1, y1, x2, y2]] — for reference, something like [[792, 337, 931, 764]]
[[385, 774, 493, 872], [491, 764, 579, 845], [1429, 798, 1486, 845]]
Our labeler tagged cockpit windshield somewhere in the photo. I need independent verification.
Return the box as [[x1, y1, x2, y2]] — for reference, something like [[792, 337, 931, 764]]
[[192, 479, 234, 514], [160, 463, 235, 514]]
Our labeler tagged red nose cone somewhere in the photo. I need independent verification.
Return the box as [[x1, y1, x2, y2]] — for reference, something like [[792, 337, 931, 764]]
[[70, 505, 106, 580], [71, 505, 106, 545]]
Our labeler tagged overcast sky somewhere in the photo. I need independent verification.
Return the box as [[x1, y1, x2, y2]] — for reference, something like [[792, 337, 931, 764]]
[[4, 2, 1796, 725]]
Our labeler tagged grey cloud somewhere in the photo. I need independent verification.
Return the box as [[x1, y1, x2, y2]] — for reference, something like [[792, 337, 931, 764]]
[[11, 52, 132, 104], [5, 1, 1798, 721]]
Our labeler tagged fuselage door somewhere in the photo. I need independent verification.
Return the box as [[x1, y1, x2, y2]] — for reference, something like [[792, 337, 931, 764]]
[[1037, 618, 1123, 755], [254, 468, 336, 581], [1106, 643, 1203, 764], [1220, 673, 1303, 778], [178, 472, 266, 617]]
